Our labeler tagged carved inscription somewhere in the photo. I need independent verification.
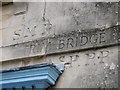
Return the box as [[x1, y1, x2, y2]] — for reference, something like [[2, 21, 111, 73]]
[[57, 32, 105, 49], [13, 19, 39, 41], [2, 25, 120, 60], [58, 50, 110, 67], [46, 25, 119, 54], [59, 54, 79, 66], [12, 18, 55, 42], [86, 51, 109, 63]]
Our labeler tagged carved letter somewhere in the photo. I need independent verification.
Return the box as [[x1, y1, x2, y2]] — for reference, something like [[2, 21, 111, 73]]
[[59, 56, 65, 62], [100, 51, 109, 58], [80, 36, 88, 46], [86, 52, 95, 59], [32, 40, 39, 53], [58, 39, 65, 49], [90, 34, 98, 44], [70, 55, 79, 62], [99, 33, 105, 43], [13, 29, 22, 40], [67, 38, 74, 48]]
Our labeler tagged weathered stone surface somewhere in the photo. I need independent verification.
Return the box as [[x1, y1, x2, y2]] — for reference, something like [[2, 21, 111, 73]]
[[1, 46, 118, 88], [1, 2, 119, 88], [1, 25, 119, 61], [1, 2, 118, 46], [46, 25, 120, 54], [47, 46, 119, 88], [1, 38, 47, 61]]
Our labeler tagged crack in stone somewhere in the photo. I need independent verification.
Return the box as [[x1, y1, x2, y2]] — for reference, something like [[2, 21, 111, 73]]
[[43, 0, 46, 21]]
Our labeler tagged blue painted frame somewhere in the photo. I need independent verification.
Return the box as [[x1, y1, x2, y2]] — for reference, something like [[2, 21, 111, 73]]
[[0, 63, 64, 90]]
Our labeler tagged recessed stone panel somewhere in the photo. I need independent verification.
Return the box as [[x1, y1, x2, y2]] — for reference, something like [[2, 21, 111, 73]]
[[46, 25, 120, 54], [1, 25, 119, 61]]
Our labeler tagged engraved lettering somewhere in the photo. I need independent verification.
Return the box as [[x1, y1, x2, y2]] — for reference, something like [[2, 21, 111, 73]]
[[70, 55, 79, 62], [80, 35, 88, 46], [58, 39, 65, 49], [99, 51, 109, 63], [32, 40, 39, 53], [59, 56, 65, 62], [99, 33, 105, 43], [67, 38, 74, 48], [86, 52, 95, 59], [13, 29, 22, 40], [7, 26, 119, 60], [90, 34, 98, 44], [75, 36, 79, 47], [100, 51, 109, 58]]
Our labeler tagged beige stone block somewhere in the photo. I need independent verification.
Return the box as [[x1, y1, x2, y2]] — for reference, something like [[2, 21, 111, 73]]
[[0, 30, 2, 47], [46, 46, 118, 88]]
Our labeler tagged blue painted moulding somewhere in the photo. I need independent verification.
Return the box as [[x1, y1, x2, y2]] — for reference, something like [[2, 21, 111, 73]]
[[0, 63, 64, 90]]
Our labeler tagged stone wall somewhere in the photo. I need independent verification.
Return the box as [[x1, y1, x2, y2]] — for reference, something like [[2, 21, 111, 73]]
[[1, 2, 119, 88]]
